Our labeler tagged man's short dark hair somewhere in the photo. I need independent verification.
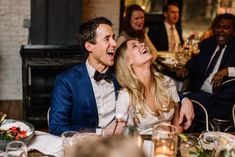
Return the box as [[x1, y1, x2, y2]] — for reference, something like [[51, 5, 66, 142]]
[[163, 2, 179, 12], [76, 17, 112, 53], [213, 13, 235, 32]]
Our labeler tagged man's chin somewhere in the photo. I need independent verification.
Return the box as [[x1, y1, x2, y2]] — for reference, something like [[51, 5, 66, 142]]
[[107, 61, 114, 67]]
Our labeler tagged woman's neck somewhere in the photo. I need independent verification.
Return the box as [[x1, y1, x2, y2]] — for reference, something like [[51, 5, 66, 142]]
[[134, 66, 153, 92]]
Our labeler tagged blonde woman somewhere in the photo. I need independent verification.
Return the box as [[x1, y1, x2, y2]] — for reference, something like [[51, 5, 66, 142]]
[[115, 39, 183, 133]]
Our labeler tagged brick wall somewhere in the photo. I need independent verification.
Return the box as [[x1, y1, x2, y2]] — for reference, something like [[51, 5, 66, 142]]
[[0, 0, 30, 100], [0, 0, 120, 100], [83, 0, 120, 35]]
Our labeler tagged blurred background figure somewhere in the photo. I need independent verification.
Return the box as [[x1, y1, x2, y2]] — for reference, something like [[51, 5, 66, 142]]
[[200, 14, 220, 42], [148, 2, 184, 52], [70, 136, 147, 157], [116, 4, 157, 60], [177, 13, 235, 132]]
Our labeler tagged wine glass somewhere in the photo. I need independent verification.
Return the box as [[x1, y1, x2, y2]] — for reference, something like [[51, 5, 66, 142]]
[[5, 141, 27, 157]]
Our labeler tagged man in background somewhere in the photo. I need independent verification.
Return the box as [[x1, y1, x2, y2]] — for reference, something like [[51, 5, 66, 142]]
[[177, 14, 235, 131], [148, 2, 184, 52]]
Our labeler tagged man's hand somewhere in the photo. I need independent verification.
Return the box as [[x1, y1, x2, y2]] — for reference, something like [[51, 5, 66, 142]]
[[179, 97, 195, 130], [176, 67, 188, 78], [211, 68, 228, 87]]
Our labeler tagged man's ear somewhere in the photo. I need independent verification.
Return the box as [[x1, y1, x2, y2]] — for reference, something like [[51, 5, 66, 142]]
[[163, 12, 167, 18], [85, 41, 94, 52]]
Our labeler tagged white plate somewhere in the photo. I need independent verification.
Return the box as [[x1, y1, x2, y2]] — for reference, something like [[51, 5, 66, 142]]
[[0, 119, 35, 150], [199, 131, 235, 150]]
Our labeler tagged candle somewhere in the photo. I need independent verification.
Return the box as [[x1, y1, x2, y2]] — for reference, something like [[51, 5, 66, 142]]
[[154, 145, 174, 157], [136, 135, 143, 148]]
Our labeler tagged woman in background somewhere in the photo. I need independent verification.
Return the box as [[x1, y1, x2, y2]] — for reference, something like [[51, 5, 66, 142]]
[[116, 4, 158, 60], [115, 39, 183, 133]]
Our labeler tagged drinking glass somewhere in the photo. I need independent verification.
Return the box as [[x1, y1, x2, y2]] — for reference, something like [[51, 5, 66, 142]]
[[5, 141, 27, 157], [61, 131, 78, 157], [0, 150, 5, 157], [152, 123, 178, 157], [180, 134, 199, 157], [123, 125, 139, 137]]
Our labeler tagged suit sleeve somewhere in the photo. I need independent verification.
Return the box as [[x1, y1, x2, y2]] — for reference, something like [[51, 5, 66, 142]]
[[49, 76, 94, 136]]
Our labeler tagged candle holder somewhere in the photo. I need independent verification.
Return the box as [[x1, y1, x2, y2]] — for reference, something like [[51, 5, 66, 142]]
[[152, 123, 178, 157]]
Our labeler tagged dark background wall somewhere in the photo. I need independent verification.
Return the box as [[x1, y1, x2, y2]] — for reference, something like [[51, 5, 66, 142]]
[[30, 0, 83, 45]]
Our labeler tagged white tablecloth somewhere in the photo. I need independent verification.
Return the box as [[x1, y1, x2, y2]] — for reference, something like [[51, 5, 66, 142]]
[[28, 131, 63, 156]]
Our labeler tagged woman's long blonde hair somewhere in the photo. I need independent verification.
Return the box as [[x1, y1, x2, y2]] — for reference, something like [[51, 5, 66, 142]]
[[115, 41, 174, 116]]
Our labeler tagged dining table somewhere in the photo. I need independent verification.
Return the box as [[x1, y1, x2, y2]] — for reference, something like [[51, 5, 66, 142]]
[[154, 51, 190, 92], [26, 130, 235, 157]]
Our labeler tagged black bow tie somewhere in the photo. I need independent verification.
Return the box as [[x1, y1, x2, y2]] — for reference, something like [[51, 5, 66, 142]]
[[94, 70, 112, 82]]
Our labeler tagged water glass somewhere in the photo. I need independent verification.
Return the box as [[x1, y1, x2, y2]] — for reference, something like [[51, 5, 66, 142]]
[[180, 134, 199, 157], [123, 125, 139, 137], [61, 131, 78, 156], [0, 150, 5, 157], [152, 123, 178, 157], [5, 141, 27, 157]]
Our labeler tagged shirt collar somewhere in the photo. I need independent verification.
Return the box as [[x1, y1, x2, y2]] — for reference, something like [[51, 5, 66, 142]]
[[86, 60, 109, 78], [164, 21, 175, 30], [86, 60, 96, 78]]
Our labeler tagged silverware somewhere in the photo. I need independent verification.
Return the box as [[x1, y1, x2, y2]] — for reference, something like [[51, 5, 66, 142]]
[[0, 112, 7, 126]]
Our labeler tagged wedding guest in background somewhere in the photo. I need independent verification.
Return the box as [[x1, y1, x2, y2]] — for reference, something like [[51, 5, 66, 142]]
[[200, 15, 219, 42], [116, 4, 158, 60], [177, 14, 235, 131], [148, 2, 183, 52], [114, 39, 188, 133]]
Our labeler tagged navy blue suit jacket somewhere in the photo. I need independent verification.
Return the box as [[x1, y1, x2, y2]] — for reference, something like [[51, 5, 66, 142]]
[[49, 63, 120, 136], [148, 21, 183, 51], [187, 36, 235, 91], [185, 36, 235, 118]]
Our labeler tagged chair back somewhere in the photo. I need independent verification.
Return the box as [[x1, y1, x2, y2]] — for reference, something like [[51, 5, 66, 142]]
[[47, 107, 50, 126], [210, 78, 235, 132], [233, 104, 235, 128], [191, 99, 209, 131]]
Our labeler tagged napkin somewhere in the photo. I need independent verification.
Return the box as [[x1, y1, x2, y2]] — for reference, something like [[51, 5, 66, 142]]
[[28, 131, 63, 157]]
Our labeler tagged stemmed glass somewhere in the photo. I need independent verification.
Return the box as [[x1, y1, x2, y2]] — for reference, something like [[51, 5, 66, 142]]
[[5, 141, 27, 157]]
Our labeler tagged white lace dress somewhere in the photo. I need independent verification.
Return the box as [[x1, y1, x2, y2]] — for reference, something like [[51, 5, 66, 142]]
[[115, 74, 180, 133]]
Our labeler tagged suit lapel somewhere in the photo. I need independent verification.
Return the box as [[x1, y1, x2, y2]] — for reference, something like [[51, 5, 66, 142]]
[[76, 63, 99, 125]]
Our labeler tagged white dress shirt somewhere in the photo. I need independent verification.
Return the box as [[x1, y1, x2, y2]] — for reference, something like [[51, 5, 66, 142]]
[[86, 60, 116, 128], [201, 45, 235, 93], [164, 21, 180, 52]]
